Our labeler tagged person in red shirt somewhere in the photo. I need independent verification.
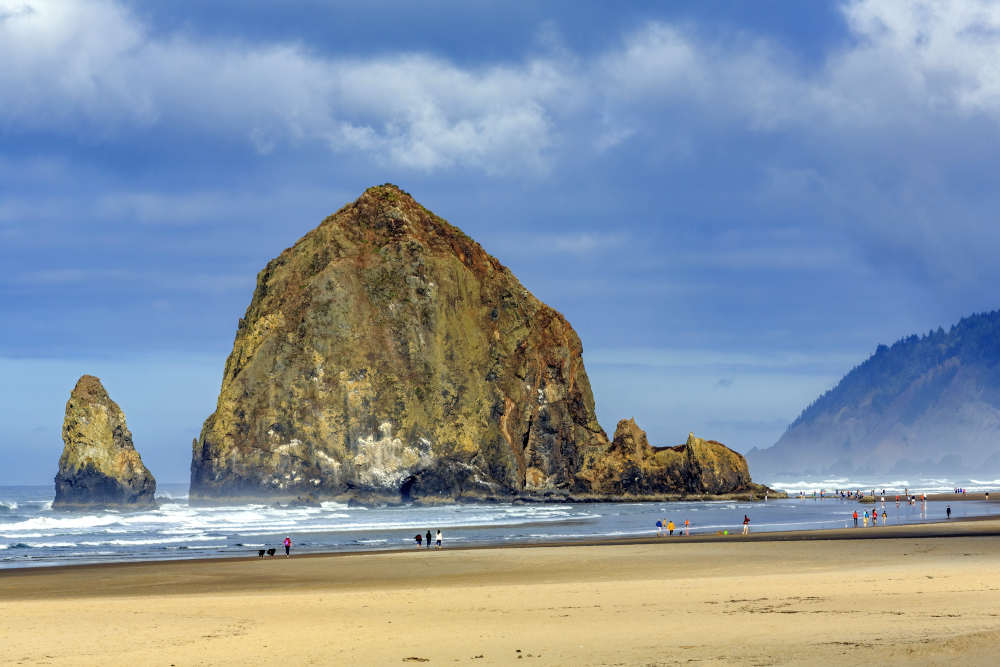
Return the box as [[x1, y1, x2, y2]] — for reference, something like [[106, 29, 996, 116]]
[[283, 536, 292, 557], [853, 510, 858, 528]]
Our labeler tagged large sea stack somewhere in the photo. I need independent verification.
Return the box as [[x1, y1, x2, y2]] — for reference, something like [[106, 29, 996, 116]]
[[54, 375, 157, 510], [191, 185, 610, 503]]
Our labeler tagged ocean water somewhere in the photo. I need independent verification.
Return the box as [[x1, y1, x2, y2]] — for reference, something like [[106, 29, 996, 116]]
[[1, 481, 996, 569]]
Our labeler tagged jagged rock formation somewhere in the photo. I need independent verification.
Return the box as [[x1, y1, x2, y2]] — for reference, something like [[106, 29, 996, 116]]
[[54, 375, 156, 510], [586, 419, 754, 496], [191, 185, 610, 503], [749, 310, 1000, 477]]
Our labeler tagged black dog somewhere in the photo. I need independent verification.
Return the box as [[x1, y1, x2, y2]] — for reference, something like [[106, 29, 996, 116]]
[[266, 548, 277, 557], [257, 549, 266, 558]]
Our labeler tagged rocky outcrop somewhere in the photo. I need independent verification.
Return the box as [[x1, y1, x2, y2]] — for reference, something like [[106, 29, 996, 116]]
[[191, 185, 610, 503], [585, 419, 754, 496], [54, 375, 156, 510]]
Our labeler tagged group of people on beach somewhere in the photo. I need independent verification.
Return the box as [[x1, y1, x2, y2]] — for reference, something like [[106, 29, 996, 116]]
[[414, 530, 443, 549], [852, 509, 889, 527], [655, 518, 689, 536]]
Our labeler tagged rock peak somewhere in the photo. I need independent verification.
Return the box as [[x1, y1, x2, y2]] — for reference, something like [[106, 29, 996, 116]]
[[191, 187, 608, 503], [54, 375, 156, 510], [72, 374, 109, 400]]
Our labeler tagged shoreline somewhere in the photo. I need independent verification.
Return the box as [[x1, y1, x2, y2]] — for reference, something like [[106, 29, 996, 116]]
[[3, 511, 998, 579]]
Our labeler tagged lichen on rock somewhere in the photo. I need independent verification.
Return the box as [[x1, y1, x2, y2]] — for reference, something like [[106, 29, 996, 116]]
[[54, 375, 157, 510]]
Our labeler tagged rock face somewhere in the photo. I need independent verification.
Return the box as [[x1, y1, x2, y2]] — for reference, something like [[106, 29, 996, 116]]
[[749, 310, 1000, 478], [587, 419, 753, 496], [191, 185, 610, 503], [54, 375, 156, 510]]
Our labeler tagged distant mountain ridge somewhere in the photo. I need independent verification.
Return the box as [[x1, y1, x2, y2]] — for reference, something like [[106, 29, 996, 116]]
[[749, 310, 1000, 478]]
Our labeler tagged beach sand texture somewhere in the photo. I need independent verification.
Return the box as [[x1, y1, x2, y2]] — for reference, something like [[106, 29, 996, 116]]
[[3, 521, 1000, 666]]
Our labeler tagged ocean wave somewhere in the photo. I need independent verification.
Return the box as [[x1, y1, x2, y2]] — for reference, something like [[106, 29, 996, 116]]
[[78, 535, 219, 547], [175, 544, 227, 550], [0, 501, 18, 512], [0, 514, 123, 532]]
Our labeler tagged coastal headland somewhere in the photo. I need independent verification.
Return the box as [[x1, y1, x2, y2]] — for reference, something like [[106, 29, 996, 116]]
[[3, 518, 999, 665]]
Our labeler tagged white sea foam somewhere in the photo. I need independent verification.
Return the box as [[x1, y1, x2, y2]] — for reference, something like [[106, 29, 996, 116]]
[[0, 514, 123, 533], [176, 544, 227, 550], [79, 535, 218, 547]]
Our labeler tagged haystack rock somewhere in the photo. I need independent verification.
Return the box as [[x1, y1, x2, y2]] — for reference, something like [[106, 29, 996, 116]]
[[191, 184, 610, 503], [587, 419, 755, 496], [54, 375, 156, 510]]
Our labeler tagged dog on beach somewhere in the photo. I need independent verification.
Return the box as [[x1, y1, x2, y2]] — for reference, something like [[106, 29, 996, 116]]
[[266, 548, 277, 557], [257, 549, 266, 558]]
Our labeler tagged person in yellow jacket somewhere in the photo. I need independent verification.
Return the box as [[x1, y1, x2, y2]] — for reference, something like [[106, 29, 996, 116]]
[[666, 520, 675, 536]]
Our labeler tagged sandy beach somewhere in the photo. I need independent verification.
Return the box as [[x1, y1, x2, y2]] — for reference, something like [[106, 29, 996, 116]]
[[2, 519, 999, 666]]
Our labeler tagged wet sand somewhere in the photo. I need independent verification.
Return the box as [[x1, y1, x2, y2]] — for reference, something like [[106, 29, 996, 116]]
[[3, 519, 1000, 665]]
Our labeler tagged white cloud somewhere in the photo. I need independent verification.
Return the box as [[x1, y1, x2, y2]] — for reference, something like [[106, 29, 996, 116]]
[[3, 0, 1000, 284], [4, 0, 1000, 174], [0, 0, 575, 172]]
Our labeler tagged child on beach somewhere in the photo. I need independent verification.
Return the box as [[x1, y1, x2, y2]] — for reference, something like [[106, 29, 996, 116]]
[[863, 511, 869, 527], [742, 515, 750, 535], [436, 529, 442, 548], [415, 533, 422, 548]]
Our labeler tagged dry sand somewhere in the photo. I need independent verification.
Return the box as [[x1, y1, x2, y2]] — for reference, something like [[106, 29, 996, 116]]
[[3, 520, 1000, 666]]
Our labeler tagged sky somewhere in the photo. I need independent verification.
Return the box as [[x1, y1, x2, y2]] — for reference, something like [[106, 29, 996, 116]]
[[3, 0, 1000, 484]]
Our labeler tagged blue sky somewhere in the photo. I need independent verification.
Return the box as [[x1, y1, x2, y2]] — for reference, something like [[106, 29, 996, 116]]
[[3, 0, 1000, 483]]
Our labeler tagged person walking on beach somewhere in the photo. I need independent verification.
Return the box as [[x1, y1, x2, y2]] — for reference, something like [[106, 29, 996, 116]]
[[415, 533, 422, 548], [863, 511, 869, 528], [881, 510, 887, 525], [283, 536, 291, 557], [435, 529, 442, 549], [667, 520, 675, 536], [656, 519, 663, 537], [684, 519, 690, 536], [946, 505, 952, 519], [742, 515, 750, 535], [426, 530, 432, 548], [853, 510, 858, 528]]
